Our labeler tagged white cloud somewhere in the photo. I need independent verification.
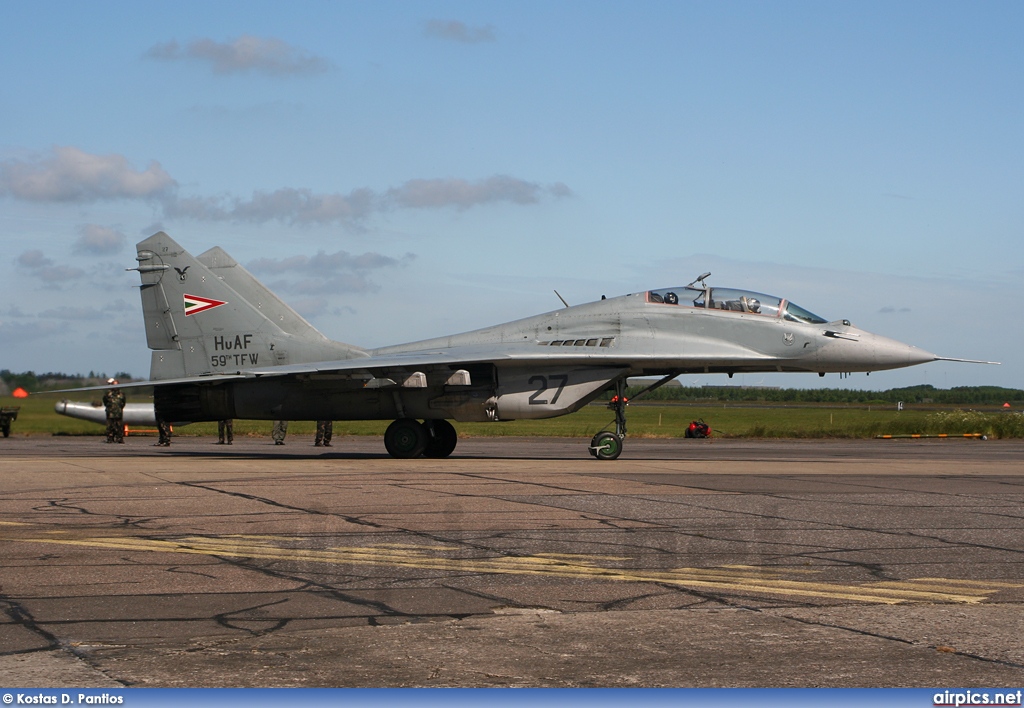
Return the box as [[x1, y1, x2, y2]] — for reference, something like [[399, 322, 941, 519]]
[[248, 250, 413, 274], [424, 20, 496, 44], [73, 225, 127, 256], [0, 147, 571, 226], [16, 250, 52, 268], [164, 188, 374, 225], [0, 319, 64, 344], [288, 297, 329, 318], [0, 146, 175, 202], [166, 177, 571, 225], [386, 176, 572, 210], [15, 248, 85, 285], [147, 35, 331, 76], [247, 249, 414, 294], [29, 265, 87, 284], [38, 306, 107, 320], [269, 273, 381, 295]]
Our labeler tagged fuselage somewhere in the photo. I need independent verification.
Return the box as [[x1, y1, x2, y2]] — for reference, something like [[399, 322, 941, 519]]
[[372, 284, 937, 377]]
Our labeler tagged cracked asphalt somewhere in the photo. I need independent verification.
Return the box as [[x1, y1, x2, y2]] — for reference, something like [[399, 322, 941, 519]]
[[1, 435, 1022, 687]]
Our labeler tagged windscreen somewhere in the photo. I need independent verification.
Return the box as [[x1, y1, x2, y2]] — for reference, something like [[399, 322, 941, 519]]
[[783, 301, 828, 324]]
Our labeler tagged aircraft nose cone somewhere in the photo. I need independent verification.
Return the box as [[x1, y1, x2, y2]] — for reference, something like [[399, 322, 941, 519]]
[[816, 328, 937, 372], [868, 333, 937, 369]]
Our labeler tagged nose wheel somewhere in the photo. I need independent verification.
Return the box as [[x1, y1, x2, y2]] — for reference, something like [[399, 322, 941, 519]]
[[589, 431, 623, 460]]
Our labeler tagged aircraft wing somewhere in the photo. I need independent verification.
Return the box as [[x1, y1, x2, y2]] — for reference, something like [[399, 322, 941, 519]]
[[43, 337, 781, 395], [238, 332, 789, 378], [244, 342, 619, 377]]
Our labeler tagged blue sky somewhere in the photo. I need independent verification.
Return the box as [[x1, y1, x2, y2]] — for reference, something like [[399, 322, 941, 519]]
[[1, 1, 1020, 390]]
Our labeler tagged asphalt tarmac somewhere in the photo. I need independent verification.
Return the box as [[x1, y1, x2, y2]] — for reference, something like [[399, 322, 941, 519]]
[[1, 434, 1022, 687]]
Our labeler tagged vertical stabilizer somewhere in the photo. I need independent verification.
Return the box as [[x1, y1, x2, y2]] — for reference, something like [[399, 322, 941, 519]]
[[134, 232, 364, 380], [198, 246, 347, 347]]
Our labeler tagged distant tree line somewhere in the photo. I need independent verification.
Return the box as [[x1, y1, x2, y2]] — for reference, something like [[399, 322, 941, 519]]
[[1, 370, 134, 393], [616, 383, 1024, 406], [2, 370, 1020, 406]]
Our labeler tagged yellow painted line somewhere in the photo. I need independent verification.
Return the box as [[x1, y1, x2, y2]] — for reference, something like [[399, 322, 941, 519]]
[[535, 553, 632, 561], [220, 537, 461, 551], [672, 566, 816, 579], [868, 581, 991, 596], [370, 543, 463, 550], [721, 564, 819, 575], [912, 577, 1024, 589], [6, 532, 1014, 605]]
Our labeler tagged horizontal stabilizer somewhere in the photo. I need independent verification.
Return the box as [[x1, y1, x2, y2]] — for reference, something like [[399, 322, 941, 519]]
[[44, 373, 246, 395]]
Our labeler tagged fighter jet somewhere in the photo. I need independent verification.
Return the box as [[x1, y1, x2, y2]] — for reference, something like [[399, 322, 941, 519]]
[[89, 232, 992, 460]]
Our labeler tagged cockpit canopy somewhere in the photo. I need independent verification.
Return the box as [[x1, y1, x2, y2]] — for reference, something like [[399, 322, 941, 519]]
[[647, 286, 828, 324]]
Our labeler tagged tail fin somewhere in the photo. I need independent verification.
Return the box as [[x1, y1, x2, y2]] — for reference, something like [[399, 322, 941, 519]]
[[134, 232, 365, 380], [196, 246, 332, 345]]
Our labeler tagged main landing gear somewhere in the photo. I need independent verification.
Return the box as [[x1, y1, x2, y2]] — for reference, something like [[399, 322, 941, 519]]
[[384, 418, 458, 459]]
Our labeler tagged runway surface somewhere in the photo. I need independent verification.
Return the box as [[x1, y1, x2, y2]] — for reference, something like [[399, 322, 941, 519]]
[[1, 435, 1022, 687]]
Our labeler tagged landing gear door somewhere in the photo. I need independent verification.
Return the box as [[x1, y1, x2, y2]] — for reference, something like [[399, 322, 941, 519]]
[[495, 367, 624, 420]]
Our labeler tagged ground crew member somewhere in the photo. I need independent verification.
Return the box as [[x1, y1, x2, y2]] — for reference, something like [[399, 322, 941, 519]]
[[272, 420, 288, 445], [156, 419, 172, 446], [314, 420, 333, 447], [102, 379, 125, 444], [218, 419, 234, 445]]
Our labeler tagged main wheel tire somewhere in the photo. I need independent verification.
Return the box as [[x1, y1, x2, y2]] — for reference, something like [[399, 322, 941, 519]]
[[591, 431, 623, 460], [384, 418, 427, 458], [422, 419, 458, 458]]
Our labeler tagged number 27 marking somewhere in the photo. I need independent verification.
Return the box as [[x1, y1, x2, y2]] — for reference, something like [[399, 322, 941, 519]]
[[528, 374, 568, 405]]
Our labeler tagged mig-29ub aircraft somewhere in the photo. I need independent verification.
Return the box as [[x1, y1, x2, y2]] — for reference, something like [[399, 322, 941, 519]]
[[105, 232, 991, 460]]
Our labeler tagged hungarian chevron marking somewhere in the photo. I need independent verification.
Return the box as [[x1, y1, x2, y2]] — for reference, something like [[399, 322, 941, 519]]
[[183, 294, 228, 316]]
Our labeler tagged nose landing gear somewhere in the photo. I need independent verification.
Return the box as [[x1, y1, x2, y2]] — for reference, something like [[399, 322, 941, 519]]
[[589, 378, 628, 460], [588, 372, 680, 461]]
